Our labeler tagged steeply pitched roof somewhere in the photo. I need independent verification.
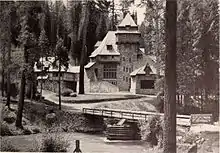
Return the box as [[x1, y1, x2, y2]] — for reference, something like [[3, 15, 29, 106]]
[[90, 31, 120, 57], [85, 62, 96, 69], [130, 55, 157, 76], [130, 64, 157, 76], [95, 41, 102, 47], [118, 13, 138, 27]]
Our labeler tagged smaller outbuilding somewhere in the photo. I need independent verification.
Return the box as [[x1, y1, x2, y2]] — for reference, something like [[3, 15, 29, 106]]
[[130, 56, 163, 95]]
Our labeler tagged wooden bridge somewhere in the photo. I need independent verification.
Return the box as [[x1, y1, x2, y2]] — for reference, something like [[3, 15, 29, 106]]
[[82, 108, 192, 127]]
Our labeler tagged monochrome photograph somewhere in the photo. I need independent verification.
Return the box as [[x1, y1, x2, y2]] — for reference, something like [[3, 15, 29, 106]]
[[0, 0, 219, 152]]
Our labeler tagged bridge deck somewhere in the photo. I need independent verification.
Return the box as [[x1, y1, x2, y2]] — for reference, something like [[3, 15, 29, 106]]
[[82, 108, 191, 127]]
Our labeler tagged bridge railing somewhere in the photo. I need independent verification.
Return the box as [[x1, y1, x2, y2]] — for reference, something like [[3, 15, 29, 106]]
[[82, 108, 191, 126]]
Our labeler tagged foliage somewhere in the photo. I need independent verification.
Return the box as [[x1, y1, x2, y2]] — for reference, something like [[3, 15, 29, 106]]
[[38, 29, 49, 57], [0, 121, 13, 136], [22, 127, 32, 135], [55, 38, 69, 68], [141, 0, 219, 108], [140, 115, 163, 147], [61, 88, 73, 97], [40, 134, 70, 152], [1, 139, 20, 152]]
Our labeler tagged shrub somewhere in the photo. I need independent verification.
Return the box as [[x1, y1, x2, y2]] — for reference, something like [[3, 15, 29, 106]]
[[1, 139, 20, 152], [155, 92, 164, 113], [40, 134, 70, 152], [23, 127, 33, 135], [140, 116, 163, 147], [0, 122, 13, 136], [61, 89, 73, 97], [32, 127, 41, 134], [3, 111, 17, 124], [70, 93, 77, 97]]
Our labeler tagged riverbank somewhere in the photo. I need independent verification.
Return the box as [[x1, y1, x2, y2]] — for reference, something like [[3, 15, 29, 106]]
[[1, 96, 219, 152]]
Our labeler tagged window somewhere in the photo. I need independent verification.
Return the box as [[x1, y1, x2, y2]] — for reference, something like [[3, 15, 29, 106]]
[[123, 76, 125, 81], [95, 68, 98, 77], [140, 80, 155, 89], [107, 45, 113, 50], [126, 67, 128, 72], [126, 77, 128, 82], [53, 73, 58, 77], [123, 66, 125, 72], [112, 56, 114, 59], [129, 58, 131, 63], [102, 56, 107, 59], [137, 54, 143, 60], [103, 64, 117, 79], [53, 73, 63, 77], [122, 57, 125, 61]]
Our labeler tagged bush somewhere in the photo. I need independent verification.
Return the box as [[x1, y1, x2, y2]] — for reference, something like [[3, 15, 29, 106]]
[[32, 127, 41, 134], [0, 122, 13, 136], [40, 134, 70, 152], [3, 111, 17, 124], [70, 93, 77, 97], [155, 92, 164, 113], [180, 132, 201, 144], [23, 127, 33, 135], [61, 89, 73, 97], [140, 116, 163, 147], [1, 139, 20, 152]]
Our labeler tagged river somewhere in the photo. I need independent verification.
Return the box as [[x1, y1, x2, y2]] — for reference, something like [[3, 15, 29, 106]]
[[1, 132, 156, 153]]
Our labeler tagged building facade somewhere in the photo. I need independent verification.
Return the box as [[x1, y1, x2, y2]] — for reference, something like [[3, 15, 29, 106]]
[[34, 14, 162, 95], [85, 13, 147, 91], [34, 57, 80, 93]]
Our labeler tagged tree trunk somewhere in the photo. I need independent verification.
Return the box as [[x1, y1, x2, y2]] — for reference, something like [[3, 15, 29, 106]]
[[16, 46, 28, 128], [155, 3, 160, 80], [6, 7, 11, 108], [40, 60, 43, 101], [163, 0, 177, 153], [58, 61, 61, 110], [16, 70, 25, 128], [79, 0, 89, 94], [6, 45, 11, 108], [30, 82, 33, 101], [1, 46, 5, 97]]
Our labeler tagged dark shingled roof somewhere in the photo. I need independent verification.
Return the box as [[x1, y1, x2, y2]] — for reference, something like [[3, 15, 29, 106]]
[[90, 31, 120, 57]]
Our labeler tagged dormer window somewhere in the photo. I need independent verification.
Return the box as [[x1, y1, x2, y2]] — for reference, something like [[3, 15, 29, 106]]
[[107, 45, 113, 50]]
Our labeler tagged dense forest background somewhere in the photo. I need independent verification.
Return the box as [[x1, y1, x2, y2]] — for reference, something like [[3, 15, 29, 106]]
[[0, 0, 219, 110]]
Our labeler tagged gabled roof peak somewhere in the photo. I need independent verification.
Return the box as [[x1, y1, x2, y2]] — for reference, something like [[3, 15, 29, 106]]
[[118, 13, 137, 27]]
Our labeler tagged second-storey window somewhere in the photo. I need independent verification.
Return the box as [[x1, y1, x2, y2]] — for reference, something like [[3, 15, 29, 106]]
[[103, 64, 117, 79]]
